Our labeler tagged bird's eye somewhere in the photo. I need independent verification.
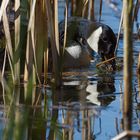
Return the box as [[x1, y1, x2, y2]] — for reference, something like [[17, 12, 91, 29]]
[[81, 38, 87, 45], [102, 37, 108, 42]]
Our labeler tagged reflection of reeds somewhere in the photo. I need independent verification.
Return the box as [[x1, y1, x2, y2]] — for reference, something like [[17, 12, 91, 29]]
[[2, 0, 140, 139], [137, 53, 140, 74], [137, 54, 140, 103], [0, 1, 111, 139]]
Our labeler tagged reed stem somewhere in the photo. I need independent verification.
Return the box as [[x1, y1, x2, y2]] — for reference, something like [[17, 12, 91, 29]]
[[123, 0, 133, 131]]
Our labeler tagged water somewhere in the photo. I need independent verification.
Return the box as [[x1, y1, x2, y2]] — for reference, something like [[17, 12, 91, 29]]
[[44, 75, 122, 140], [0, 0, 140, 140], [51, 0, 140, 139]]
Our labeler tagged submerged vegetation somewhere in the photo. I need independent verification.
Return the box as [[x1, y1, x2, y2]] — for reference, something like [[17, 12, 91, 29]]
[[0, 0, 140, 139]]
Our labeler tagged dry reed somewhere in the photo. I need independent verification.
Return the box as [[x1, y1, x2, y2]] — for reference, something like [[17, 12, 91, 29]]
[[123, 0, 133, 131]]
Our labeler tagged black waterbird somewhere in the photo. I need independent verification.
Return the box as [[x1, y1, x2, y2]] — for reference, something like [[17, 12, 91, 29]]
[[59, 17, 117, 70]]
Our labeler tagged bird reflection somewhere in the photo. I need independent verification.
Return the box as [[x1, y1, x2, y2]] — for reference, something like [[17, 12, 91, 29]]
[[86, 75, 116, 106], [62, 74, 116, 106]]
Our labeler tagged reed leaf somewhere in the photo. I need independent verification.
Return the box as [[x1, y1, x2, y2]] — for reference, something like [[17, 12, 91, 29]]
[[14, 0, 21, 84], [35, 0, 48, 82], [24, 1, 35, 84], [28, 0, 36, 31], [54, 0, 60, 54], [46, 0, 61, 87], [82, 0, 88, 18], [2, 10, 13, 61], [2, 49, 7, 76], [24, 31, 34, 82], [115, 6, 124, 55], [43, 12, 48, 84], [6, 45, 15, 82], [0, 70, 11, 94], [44, 47, 48, 84], [2, 9, 15, 82], [19, 0, 29, 75], [0, 0, 9, 21], [62, 1, 68, 54], [31, 21, 41, 85], [30, 1, 37, 84]]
